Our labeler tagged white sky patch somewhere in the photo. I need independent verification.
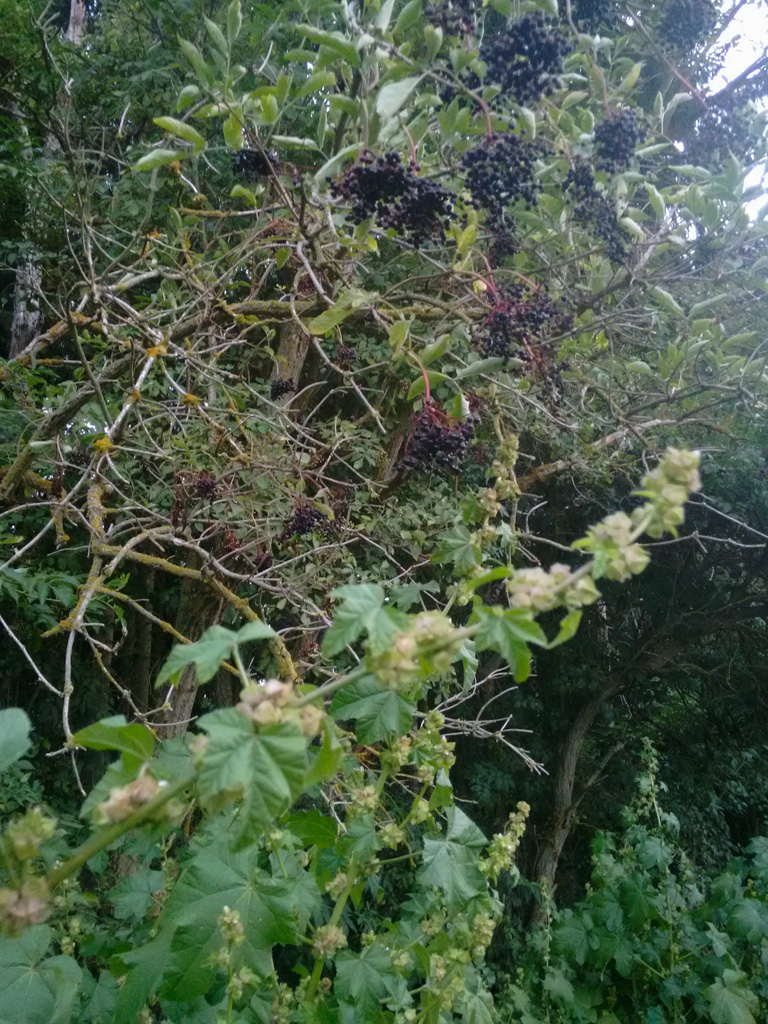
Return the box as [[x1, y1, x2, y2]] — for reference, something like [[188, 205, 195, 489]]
[[710, 1, 768, 212]]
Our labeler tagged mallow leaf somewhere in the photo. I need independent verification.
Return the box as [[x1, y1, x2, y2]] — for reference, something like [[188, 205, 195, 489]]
[[196, 710, 307, 849]]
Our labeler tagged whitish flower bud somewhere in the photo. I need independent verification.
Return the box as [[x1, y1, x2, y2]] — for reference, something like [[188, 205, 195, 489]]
[[312, 924, 347, 958], [250, 700, 283, 727], [496, 477, 518, 499], [411, 798, 431, 825], [565, 574, 600, 609], [7, 808, 56, 861], [379, 823, 406, 850], [218, 906, 245, 946], [350, 785, 377, 815], [325, 872, 348, 899], [94, 773, 160, 825], [0, 880, 50, 936], [299, 704, 325, 737], [477, 488, 501, 515]]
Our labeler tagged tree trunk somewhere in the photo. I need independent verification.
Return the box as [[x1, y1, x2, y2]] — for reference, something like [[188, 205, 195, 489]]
[[157, 572, 223, 738], [131, 566, 155, 713], [533, 677, 623, 897], [65, 0, 87, 44], [10, 260, 44, 358], [272, 321, 312, 387]]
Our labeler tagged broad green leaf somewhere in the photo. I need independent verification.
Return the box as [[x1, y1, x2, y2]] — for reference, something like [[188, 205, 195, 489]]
[[618, 61, 643, 92], [554, 910, 593, 966], [297, 25, 360, 66], [297, 70, 338, 99], [153, 117, 204, 150], [547, 610, 582, 649], [461, 566, 513, 593], [0, 926, 81, 1024], [176, 85, 201, 112], [618, 877, 655, 929], [590, 887, 623, 932], [132, 149, 184, 171], [81, 970, 120, 1023], [222, 113, 243, 150], [315, 141, 363, 183], [374, 0, 398, 31], [72, 716, 154, 762], [336, 944, 395, 1016], [543, 969, 575, 1005], [322, 583, 385, 655], [456, 356, 512, 379], [422, 23, 441, 61], [285, 809, 338, 848], [376, 76, 423, 119], [0, 708, 31, 773], [156, 626, 237, 686], [431, 524, 481, 573], [227, 0, 242, 47], [177, 37, 214, 87], [418, 807, 487, 907], [307, 303, 356, 335], [395, 0, 423, 34], [727, 898, 768, 943], [645, 183, 666, 218], [261, 94, 279, 123], [389, 319, 410, 354], [689, 293, 729, 316], [471, 606, 547, 682], [420, 335, 450, 366], [196, 710, 308, 849], [651, 286, 685, 316], [635, 835, 671, 871], [236, 620, 276, 644], [203, 16, 228, 57], [230, 182, 257, 203], [459, 967, 496, 1024], [706, 974, 759, 1024], [330, 675, 414, 743], [304, 717, 343, 786], [270, 135, 320, 151], [627, 359, 653, 375], [618, 216, 645, 240], [407, 371, 448, 399], [339, 813, 381, 861], [116, 835, 320, 1014], [110, 868, 165, 921]]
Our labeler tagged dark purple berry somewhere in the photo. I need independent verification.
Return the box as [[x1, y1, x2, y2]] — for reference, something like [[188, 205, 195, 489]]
[[593, 109, 646, 174], [480, 12, 571, 106], [270, 377, 296, 400], [462, 133, 542, 217]]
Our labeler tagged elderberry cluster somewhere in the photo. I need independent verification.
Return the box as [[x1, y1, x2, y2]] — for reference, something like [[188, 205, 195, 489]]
[[194, 472, 218, 499], [462, 133, 542, 217], [571, 0, 624, 33], [232, 149, 281, 180], [330, 151, 454, 244], [490, 217, 518, 262], [687, 100, 759, 167], [480, 12, 571, 106], [659, 0, 717, 49], [564, 159, 629, 262], [474, 285, 572, 361], [283, 502, 326, 538], [425, 0, 477, 35], [270, 377, 296, 400], [594, 109, 646, 173], [330, 151, 408, 222], [402, 407, 475, 474]]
